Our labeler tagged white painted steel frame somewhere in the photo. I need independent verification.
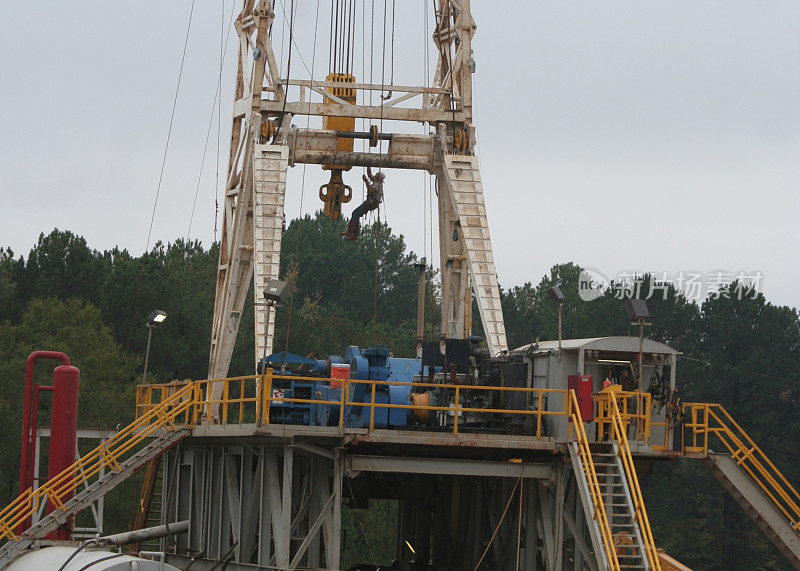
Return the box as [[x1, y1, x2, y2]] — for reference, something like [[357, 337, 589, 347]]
[[209, 0, 508, 391]]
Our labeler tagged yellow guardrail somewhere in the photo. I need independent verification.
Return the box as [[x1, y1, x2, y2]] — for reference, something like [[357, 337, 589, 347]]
[[0, 383, 196, 542], [607, 395, 662, 571], [682, 402, 800, 533], [568, 390, 619, 569], [137, 371, 583, 437], [595, 388, 652, 446]]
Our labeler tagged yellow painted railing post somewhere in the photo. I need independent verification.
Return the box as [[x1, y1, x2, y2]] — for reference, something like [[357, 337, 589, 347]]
[[609, 396, 661, 571], [255, 373, 263, 427], [453, 386, 460, 436], [369, 382, 376, 432], [339, 378, 347, 431], [263, 369, 273, 426], [222, 380, 229, 424], [536, 391, 543, 439]]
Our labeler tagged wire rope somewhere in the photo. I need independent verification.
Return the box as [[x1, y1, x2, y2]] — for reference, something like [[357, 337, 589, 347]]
[[284, 0, 322, 352], [187, 1, 237, 241], [124, 0, 195, 352]]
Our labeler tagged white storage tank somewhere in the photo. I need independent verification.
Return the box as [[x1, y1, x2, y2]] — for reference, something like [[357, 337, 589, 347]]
[[5, 546, 181, 570]]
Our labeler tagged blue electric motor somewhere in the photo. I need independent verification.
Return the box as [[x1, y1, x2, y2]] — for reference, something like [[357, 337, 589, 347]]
[[261, 345, 422, 429]]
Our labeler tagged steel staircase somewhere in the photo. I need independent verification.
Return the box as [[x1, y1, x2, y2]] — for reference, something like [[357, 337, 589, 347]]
[[0, 383, 196, 568], [440, 154, 508, 356], [683, 402, 800, 568], [704, 453, 800, 568], [572, 389, 662, 570], [592, 442, 649, 570]]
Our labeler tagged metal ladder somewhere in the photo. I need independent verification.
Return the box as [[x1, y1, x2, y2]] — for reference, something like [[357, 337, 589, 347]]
[[441, 154, 508, 356], [592, 442, 650, 570], [131, 454, 166, 554], [252, 143, 289, 364], [682, 402, 800, 567], [0, 430, 188, 567], [0, 383, 196, 568]]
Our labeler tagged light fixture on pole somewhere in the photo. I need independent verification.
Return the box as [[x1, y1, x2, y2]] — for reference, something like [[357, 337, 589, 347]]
[[549, 286, 565, 352], [260, 279, 290, 372], [625, 299, 651, 389], [143, 310, 167, 383]]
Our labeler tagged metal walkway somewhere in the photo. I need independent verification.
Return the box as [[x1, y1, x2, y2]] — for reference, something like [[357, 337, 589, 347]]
[[704, 453, 800, 569], [0, 384, 195, 568], [683, 402, 800, 568]]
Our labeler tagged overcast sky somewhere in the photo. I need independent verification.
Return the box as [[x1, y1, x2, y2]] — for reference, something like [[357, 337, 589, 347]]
[[1, 1, 798, 309]]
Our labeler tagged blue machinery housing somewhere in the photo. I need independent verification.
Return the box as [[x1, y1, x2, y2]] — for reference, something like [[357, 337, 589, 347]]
[[260, 345, 426, 428]]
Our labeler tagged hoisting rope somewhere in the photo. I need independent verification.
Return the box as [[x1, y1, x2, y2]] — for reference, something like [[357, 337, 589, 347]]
[[125, 0, 195, 352], [284, 0, 322, 353], [272, 0, 296, 143], [473, 470, 525, 571], [371, 0, 394, 343], [187, 1, 237, 242], [329, 0, 357, 76], [214, 1, 226, 248]]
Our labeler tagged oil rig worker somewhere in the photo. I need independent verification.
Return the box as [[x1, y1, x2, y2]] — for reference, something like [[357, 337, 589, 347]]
[[341, 166, 384, 240]]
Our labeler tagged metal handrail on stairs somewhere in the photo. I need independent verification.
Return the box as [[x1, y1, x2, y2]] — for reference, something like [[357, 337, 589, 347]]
[[568, 389, 620, 569], [0, 383, 196, 542], [607, 396, 662, 571], [683, 402, 800, 533]]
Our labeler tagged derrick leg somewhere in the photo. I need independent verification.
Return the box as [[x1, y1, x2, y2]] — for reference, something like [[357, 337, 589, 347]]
[[253, 145, 290, 366], [207, 145, 288, 418], [436, 152, 508, 355]]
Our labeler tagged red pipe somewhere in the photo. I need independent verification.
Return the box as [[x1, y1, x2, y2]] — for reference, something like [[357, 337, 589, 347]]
[[19, 351, 71, 530], [46, 364, 80, 540]]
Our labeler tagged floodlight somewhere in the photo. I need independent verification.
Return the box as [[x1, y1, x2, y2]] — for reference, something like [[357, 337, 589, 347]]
[[264, 279, 289, 304], [549, 286, 565, 302], [625, 299, 650, 321], [147, 310, 167, 325]]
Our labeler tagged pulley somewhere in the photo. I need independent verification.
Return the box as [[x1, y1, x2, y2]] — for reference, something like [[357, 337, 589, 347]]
[[369, 125, 379, 147], [454, 129, 469, 154], [320, 73, 357, 218], [260, 119, 277, 143]]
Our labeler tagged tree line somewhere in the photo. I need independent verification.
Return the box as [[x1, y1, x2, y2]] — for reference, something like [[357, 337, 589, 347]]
[[1, 214, 798, 569]]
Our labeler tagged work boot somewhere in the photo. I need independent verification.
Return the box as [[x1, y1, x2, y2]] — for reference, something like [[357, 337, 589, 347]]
[[340, 219, 360, 240]]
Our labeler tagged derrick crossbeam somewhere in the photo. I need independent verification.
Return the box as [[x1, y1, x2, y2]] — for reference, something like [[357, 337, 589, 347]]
[[208, 0, 508, 386], [260, 100, 465, 123]]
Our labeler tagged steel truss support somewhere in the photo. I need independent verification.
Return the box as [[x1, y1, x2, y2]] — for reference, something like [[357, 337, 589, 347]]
[[209, 0, 509, 383], [163, 442, 342, 570], [161, 438, 617, 571]]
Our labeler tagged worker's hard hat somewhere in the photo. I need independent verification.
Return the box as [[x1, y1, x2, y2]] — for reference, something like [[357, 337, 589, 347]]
[[375, 171, 385, 181]]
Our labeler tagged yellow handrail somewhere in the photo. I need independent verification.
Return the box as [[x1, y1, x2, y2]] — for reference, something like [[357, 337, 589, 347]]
[[594, 388, 652, 446], [608, 396, 662, 571], [682, 402, 800, 533], [137, 373, 583, 438], [569, 390, 620, 570], [0, 383, 196, 542]]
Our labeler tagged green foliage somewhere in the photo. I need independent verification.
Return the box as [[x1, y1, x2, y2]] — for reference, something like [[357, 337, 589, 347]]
[[341, 500, 398, 569], [0, 298, 139, 531], [1, 224, 799, 567]]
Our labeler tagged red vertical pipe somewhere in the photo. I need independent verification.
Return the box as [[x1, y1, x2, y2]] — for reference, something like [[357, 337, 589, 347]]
[[18, 351, 71, 532], [45, 364, 80, 540]]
